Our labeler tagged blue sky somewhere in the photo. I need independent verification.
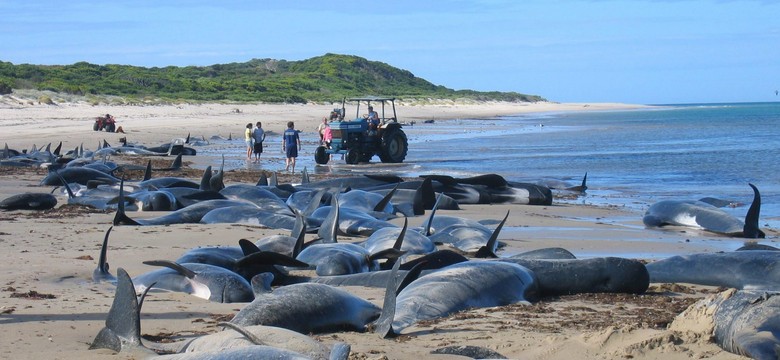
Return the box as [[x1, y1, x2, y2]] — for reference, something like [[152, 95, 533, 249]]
[[1, 0, 778, 104]]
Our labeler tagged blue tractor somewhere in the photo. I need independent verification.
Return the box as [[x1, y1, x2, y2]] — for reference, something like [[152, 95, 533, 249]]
[[315, 96, 408, 165]]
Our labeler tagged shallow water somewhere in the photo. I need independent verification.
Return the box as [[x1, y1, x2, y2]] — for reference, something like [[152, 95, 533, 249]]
[[196, 102, 780, 231]]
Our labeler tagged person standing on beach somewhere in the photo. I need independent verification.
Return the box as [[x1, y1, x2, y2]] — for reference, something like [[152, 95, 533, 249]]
[[317, 117, 328, 145], [252, 121, 265, 163], [282, 121, 301, 173], [244, 123, 253, 160]]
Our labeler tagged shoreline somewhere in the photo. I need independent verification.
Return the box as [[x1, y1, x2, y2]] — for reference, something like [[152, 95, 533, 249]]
[[0, 93, 648, 150]]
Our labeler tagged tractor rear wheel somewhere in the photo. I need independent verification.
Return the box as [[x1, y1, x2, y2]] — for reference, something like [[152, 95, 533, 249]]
[[314, 146, 329, 165], [345, 148, 360, 165], [379, 128, 408, 163]]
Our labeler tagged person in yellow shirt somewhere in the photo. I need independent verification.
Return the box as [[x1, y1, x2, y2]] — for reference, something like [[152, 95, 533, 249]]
[[244, 123, 253, 160]]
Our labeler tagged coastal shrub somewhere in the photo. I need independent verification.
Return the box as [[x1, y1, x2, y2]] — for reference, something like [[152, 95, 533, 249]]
[[0, 77, 13, 95], [0, 54, 547, 103], [38, 95, 55, 105]]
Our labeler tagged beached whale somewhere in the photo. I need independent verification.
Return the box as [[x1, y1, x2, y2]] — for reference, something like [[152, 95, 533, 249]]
[[421, 173, 553, 205], [132, 260, 255, 303], [40, 167, 120, 186], [230, 275, 382, 334], [360, 219, 437, 258], [310, 194, 397, 237], [672, 289, 780, 359], [646, 250, 780, 290], [643, 183, 764, 238], [0, 192, 57, 210], [90, 268, 350, 359], [497, 256, 650, 296], [295, 243, 379, 276], [374, 260, 539, 337]]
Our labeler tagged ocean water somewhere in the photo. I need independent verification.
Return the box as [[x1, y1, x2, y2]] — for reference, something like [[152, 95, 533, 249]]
[[206, 102, 780, 230]]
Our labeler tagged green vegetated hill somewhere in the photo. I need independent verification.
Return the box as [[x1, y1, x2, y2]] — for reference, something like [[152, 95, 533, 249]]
[[0, 53, 544, 104]]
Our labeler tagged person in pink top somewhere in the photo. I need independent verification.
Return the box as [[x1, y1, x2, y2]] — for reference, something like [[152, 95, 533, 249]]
[[321, 123, 333, 162], [322, 123, 333, 148]]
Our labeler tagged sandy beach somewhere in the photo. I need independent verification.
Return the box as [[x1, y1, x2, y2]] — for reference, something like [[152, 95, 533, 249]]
[[0, 94, 760, 359]]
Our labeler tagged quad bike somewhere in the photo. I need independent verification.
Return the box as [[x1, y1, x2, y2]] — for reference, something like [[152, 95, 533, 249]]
[[93, 115, 116, 132], [314, 96, 408, 165]]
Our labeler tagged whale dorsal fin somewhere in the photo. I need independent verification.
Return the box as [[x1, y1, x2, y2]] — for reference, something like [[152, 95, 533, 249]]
[[743, 183, 765, 238], [415, 177, 435, 214], [374, 184, 398, 212], [55, 171, 75, 199], [392, 218, 408, 251], [318, 192, 340, 243], [93, 226, 114, 282], [143, 161, 152, 181], [374, 260, 401, 338], [291, 211, 307, 258], [301, 167, 310, 184], [200, 165, 213, 191], [256, 172, 269, 186], [475, 210, 509, 258], [208, 155, 225, 191], [422, 193, 444, 236], [113, 178, 140, 226], [374, 259, 426, 338], [303, 188, 327, 218], [250, 273, 274, 295], [238, 239, 261, 256], [89, 268, 144, 352], [170, 153, 183, 170]]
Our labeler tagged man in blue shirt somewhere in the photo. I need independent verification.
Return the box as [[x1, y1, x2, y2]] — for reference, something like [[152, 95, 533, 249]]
[[282, 121, 301, 173]]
